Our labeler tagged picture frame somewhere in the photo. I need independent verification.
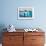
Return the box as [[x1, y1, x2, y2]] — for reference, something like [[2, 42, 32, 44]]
[[17, 7, 34, 19]]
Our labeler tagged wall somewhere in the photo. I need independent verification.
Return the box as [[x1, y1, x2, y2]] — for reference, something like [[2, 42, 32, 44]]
[[0, 0, 46, 30]]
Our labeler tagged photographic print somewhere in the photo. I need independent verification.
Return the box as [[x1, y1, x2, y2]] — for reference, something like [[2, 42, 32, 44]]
[[18, 7, 34, 19]]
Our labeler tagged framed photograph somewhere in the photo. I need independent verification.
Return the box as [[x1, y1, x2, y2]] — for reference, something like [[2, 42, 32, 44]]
[[18, 7, 34, 19]]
